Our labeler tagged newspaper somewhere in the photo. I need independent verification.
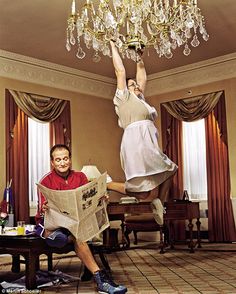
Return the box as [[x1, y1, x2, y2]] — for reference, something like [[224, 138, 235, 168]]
[[37, 173, 110, 242]]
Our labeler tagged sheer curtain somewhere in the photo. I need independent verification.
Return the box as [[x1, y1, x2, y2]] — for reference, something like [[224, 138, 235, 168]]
[[28, 118, 50, 207], [182, 119, 207, 200]]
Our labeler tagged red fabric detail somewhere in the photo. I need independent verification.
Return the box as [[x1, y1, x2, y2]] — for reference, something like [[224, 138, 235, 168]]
[[35, 170, 88, 224], [0, 200, 8, 214]]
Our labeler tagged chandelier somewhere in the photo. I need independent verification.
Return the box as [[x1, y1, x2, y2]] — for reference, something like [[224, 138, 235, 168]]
[[66, 0, 209, 62]]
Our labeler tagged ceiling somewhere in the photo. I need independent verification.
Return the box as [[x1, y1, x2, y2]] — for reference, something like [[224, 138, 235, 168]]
[[0, 0, 236, 79]]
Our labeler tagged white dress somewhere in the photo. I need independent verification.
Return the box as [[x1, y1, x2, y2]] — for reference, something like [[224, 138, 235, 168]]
[[113, 88, 177, 192]]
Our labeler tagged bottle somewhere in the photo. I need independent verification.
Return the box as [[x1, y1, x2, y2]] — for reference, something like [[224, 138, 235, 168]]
[[5, 187, 10, 214], [183, 190, 189, 201]]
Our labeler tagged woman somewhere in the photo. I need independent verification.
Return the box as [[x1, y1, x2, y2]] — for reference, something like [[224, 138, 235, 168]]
[[107, 41, 177, 225]]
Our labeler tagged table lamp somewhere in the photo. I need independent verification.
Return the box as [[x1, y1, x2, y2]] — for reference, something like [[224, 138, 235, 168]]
[[81, 165, 101, 181]]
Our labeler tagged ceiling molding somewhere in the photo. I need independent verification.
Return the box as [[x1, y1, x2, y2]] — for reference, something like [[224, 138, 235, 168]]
[[1, 49, 236, 99], [0, 49, 116, 100], [146, 52, 236, 96]]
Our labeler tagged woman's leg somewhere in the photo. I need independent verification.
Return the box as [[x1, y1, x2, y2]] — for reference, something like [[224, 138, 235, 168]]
[[158, 169, 177, 202], [158, 177, 173, 203], [107, 181, 154, 200], [107, 171, 176, 226], [107, 182, 164, 224], [124, 186, 159, 201], [107, 181, 126, 195], [107, 180, 163, 201], [127, 187, 165, 225]]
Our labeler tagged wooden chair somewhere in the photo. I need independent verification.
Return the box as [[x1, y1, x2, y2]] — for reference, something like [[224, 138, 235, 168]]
[[124, 213, 169, 247]]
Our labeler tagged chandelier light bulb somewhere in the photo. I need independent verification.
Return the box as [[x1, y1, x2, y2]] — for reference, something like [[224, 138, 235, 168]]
[[66, 0, 209, 62]]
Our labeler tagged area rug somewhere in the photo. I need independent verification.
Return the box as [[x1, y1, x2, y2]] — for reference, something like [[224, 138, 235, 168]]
[[1, 243, 236, 293]]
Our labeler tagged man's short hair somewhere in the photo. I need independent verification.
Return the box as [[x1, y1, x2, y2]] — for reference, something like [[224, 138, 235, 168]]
[[50, 144, 71, 160]]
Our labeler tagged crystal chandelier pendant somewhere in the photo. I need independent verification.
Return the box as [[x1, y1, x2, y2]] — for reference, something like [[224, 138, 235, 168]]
[[165, 52, 173, 59], [66, 0, 209, 61], [76, 47, 86, 59], [92, 52, 101, 63], [203, 32, 210, 42], [191, 35, 200, 47], [66, 41, 71, 52], [183, 44, 191, 56]]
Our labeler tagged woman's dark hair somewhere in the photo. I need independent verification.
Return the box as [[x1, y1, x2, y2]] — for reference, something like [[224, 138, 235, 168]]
[[126, 77, 135, 86], [50, 144, 71, 160]]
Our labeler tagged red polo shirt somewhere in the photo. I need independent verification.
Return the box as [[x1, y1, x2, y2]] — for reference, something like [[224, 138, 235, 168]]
[[35, 169, 88, 224]]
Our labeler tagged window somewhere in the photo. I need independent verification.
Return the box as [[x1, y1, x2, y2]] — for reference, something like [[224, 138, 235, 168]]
[[28, 118, 50, 208], [182, 119, 207, 200]]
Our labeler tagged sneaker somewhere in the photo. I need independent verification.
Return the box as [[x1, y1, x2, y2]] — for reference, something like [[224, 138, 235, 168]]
[[94, 270, 127, 294], [151, 198, 164, 225]]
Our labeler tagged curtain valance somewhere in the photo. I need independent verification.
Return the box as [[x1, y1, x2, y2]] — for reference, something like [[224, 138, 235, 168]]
[[162, 91, 223, 122], [9, 90, 67, 122]]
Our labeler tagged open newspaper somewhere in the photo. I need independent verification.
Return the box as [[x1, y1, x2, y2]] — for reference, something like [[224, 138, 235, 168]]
[[37, 173, 110, 242]]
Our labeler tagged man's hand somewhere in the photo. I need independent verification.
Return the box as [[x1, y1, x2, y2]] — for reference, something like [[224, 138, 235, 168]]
[[100, 193, 109, 203], [43, 228, 54, 238], [42, 200, 49, 213]]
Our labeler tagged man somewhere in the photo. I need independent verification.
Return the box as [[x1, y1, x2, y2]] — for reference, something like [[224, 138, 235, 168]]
[[35, 144, 127, 294]]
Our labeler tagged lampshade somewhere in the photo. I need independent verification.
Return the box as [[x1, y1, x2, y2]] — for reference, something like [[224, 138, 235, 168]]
[[81, 165, 101, 181]]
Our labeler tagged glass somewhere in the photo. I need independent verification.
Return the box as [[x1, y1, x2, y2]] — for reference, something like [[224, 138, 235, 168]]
[[25, 224, 35, 233], [17, 221, 25, 235]]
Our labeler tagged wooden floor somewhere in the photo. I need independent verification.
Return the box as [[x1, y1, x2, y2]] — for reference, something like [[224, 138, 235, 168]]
[[1, 241, 236, 293]]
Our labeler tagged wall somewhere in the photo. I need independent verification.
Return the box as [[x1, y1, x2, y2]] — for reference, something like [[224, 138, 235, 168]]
[[0, 50, 236, 207], [0, 77, 124, 202]]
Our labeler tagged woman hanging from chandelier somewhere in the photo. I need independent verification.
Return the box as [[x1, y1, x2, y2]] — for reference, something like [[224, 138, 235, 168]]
[[107, 40, 178, 225]]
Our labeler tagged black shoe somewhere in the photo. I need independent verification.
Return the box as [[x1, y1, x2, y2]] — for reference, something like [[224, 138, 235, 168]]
[[81, 266, 93, 281]]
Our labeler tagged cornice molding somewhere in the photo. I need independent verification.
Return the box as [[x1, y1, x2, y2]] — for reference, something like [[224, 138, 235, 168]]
[[1, 49, 236, 98], [146, 52, 236, 96], [0, 49, 116, 99]]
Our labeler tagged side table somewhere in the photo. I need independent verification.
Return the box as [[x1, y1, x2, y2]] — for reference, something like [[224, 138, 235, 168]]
[[107, 201, 201, 253], [164, 201, 201, 253]]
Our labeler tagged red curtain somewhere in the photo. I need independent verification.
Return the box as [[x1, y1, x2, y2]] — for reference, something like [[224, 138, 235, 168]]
[[50, 102, 71, 149], [161, 106, 183, 198], [205, 95, 236, 241], [161, 106, 185, 240], [5, 90, 29, 223], [5, 90, 71, 224]]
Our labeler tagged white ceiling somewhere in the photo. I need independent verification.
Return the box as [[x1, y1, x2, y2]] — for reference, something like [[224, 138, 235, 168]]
[[0, 0, 236, 79]]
